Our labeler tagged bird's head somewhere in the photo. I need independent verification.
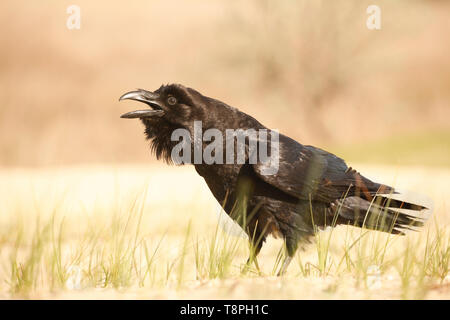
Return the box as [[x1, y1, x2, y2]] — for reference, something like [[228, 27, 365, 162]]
[[120, 83, 263, 164], [120, 84, 205, 125], [119, 83, 210, 162]]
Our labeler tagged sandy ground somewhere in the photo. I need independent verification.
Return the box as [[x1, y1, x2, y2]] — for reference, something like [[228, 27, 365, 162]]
[[0, 163, 448, 299]]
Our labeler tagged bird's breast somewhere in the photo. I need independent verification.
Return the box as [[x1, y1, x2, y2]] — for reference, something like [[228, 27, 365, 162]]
[[194, 163, 241, 204]]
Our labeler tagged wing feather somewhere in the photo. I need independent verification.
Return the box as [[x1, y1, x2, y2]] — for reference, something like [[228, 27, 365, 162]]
[[253, 134, 393, 203]]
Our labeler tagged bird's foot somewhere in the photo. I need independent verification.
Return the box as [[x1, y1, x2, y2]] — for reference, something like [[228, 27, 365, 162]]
[[277, 256, 293, 276]]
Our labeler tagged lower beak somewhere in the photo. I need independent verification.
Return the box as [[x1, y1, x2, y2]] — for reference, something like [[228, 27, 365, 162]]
[[119, 89, 165, 119], [120, 109, 164, 118]]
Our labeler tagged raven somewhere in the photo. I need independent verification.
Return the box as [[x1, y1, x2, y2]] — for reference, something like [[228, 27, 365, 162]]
[[120, 84, 428, 275]]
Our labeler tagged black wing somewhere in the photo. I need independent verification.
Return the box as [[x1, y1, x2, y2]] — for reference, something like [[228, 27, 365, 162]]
[[253, 134, 394, 203]]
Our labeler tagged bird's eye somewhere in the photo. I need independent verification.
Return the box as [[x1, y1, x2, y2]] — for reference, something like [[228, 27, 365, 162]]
[[167, 96, 177, 105]]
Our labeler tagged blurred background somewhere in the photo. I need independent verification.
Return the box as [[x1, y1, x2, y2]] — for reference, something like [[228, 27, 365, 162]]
[[0, 0, 449, 167], [0, 0, 449, 299]]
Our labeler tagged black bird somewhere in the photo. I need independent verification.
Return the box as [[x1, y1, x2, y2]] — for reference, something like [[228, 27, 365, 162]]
[[120, 84, 428, 275]]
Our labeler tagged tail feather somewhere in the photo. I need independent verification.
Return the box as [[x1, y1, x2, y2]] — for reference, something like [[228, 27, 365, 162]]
[[336, 196, 429, 235], [372, 195, 428, 211]]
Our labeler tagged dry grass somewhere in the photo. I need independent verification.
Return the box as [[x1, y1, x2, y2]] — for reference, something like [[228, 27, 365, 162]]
[[0, 163, 448, 299]]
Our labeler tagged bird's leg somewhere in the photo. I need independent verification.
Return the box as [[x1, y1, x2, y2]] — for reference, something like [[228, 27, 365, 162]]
[[243, 239, 263, 275], [277, 237, 298, 276], [277, 256, 293, 276], [242, 215, 268, 275]]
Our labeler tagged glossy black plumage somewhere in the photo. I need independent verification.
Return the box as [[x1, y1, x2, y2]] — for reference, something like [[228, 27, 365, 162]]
[[120, 83, 428, 275]]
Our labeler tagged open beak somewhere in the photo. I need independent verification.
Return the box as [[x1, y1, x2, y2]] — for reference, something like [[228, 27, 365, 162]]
[[119, 89, 165, 119]]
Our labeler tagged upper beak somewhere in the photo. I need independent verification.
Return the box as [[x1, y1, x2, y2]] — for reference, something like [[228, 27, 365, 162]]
[[119, 89, 165, 119]]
